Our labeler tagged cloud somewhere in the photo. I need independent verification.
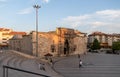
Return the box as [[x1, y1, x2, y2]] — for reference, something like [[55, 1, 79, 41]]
[[42, 0, 49, 3], [92, 21, 106, 26], [62, 15, 91, 27], [62, 9, 120, 33], [30, 0, 50, 4], [63, 15, 90, 22], [96, 10, 120, 16], [96, 10, 120, 19], [17, 7, 33, 15]]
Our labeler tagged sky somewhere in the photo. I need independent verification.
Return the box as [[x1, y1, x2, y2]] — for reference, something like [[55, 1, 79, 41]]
[[0, 0, 120, 34]]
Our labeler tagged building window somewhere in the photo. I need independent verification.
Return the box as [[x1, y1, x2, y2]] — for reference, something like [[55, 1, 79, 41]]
[[2, 38, 7, 40], [2, 42, 7, 44], [51, 44, 55, 52]]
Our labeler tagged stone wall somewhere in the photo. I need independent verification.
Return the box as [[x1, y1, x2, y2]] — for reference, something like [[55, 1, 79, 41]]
[[73, 37, 87, 54], [32, 32, 59, 57], [31, 28, 87, 57], [9, 28, 87, 58]]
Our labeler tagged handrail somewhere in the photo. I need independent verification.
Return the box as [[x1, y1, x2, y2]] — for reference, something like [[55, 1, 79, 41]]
[[3, 65, 50, 77]]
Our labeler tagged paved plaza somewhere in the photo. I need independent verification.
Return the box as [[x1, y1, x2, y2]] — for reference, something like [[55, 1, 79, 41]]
[[0, 50, 120, 77], [0, 50, 63, 77], [54, 53, 120, 77]]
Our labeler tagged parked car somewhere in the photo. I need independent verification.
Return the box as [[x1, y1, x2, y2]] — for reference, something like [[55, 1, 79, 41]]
[[106, 50, 113, 54], [114, 50, 120, 55], [91, 50, 99, 53]]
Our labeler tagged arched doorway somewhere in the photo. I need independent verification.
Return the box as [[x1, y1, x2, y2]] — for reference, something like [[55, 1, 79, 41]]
[[64, 39, 69, 55]]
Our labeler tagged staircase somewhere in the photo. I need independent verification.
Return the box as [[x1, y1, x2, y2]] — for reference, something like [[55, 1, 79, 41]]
[[0, 50, 63, 77]]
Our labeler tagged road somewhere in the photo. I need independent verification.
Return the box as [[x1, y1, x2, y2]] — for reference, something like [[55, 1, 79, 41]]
[[54, 53, 120, 77]]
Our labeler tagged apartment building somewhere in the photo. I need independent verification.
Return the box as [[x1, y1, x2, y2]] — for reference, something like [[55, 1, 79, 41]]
[[0, 28, 13, 48], [0, 28, 26, 49], [88, 31, 120, 48]]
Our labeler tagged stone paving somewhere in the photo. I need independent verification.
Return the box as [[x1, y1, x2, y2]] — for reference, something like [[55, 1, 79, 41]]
[[1, 50, 120, 77], [0, 50, 63, 77], [53, 53, 120, 77]]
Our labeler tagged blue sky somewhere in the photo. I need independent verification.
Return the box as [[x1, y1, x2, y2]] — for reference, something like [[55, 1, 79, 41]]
[[0, 0, 120, 34]]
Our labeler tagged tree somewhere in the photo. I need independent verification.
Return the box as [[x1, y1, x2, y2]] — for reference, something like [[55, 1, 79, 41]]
[[112, 41, 120, 53], [91, 38, 101, 50]]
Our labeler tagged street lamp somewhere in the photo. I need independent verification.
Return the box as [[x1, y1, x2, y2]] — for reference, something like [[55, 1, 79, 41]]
[[33, 4, 41, 57]]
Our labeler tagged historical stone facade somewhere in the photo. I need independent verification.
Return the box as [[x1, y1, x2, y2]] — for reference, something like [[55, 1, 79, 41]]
[[9, 27, 87, 57]]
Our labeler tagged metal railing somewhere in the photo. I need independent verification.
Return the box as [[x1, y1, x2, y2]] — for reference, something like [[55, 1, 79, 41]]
[[3, 65, 50, 77]]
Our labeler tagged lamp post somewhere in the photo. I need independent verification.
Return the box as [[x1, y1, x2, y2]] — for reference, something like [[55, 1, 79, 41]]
[[33, 5, 41, 57]]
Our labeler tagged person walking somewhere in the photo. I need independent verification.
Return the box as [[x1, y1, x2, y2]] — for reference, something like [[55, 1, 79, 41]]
[[38, 63, 42, 70], [38, 63, 45, 71], [79, 60, 82, 68], [50, 58, 53, 65], [78, 54, 80, 58]]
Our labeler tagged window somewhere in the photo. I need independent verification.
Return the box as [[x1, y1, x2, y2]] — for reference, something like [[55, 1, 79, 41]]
[[2, 38, 7, 40], [2, 42, 7, 44], [51, 44, 56, 52]]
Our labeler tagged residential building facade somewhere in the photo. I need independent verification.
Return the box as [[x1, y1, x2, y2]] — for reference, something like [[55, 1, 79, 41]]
[[88, 31, 120, 48], [0, 28, 26, 49], [0, 28, 13, 48]]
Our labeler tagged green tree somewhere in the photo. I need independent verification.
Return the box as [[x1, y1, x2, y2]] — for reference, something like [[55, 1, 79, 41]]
[[112, 41, 120, 51], [91, 38, 101, 50]]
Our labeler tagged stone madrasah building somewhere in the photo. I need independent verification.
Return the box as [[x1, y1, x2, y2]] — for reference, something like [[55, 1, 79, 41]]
[[9, 27, 87, 57]]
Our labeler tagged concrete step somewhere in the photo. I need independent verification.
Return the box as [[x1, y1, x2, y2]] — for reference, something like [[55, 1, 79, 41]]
[[0, 51, 63, 77]]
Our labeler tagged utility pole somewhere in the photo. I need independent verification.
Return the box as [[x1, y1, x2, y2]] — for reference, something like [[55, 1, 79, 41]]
[[33, 5, 41, 57]]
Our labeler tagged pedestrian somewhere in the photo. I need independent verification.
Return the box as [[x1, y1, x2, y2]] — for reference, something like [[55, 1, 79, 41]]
[[50, 58, 53, 65], [78, 54, 80, 58], [38, 63, 41, 69], [38, 63, 45, 71], [79, 60, 82, 68], [41, 64, 45, 71]]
